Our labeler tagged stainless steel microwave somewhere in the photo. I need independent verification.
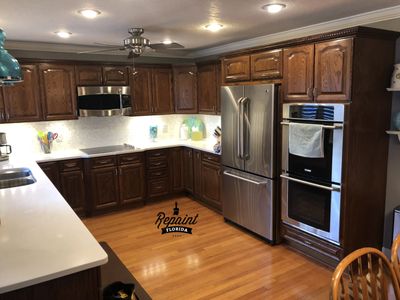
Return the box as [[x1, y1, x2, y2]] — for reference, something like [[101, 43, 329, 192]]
[[77, 86, 132, 117]]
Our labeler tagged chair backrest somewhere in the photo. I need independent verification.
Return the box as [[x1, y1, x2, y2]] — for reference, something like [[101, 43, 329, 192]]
[[391, 234, 400, 285], [331, 247, 400, 300]]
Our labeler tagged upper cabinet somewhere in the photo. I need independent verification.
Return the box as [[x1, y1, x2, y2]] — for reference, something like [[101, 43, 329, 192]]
[[222, 55, 250, 82], [130, 66, 174, 115], [251, 49, 283, 80], [2, 64, 42, 122], [39, 63, 77, 120], [283, 38, 353, 103], [75, 65, 129, 86], [197, 62, 220, 114], [173, 65, 197, 114]]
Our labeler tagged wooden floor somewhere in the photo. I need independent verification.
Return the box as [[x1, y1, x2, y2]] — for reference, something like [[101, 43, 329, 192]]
[[83, 197, 332, 300]]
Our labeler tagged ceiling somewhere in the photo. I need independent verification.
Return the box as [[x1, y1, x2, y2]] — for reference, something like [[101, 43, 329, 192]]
[[1, 0, 400, 58]]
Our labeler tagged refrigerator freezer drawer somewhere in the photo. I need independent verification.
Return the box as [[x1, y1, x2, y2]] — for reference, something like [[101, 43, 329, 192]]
[[222, 167, 275, 241]]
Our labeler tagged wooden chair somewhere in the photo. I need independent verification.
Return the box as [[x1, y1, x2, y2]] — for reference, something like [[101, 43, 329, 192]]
[[391, 234, 400, 286], [331, 247, 400, 300]]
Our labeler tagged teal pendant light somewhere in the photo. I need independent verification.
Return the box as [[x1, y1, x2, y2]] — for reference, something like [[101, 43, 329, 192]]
[[0, 29, 22, 86]]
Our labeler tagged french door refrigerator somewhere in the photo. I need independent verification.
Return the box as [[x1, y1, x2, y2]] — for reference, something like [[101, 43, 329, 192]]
[[221, 84, 278, 242]]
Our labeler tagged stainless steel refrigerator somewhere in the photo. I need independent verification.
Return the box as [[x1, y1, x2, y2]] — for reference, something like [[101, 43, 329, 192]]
[[221, 84, 278, 242]]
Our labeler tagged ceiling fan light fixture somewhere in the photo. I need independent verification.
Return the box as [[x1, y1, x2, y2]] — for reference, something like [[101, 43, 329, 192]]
[[205, 23, 223, 32], [162, 39, 172, 45], [55, 30, 72, 38], [78, 9, 101, 19], [262, 3, 286, 14]]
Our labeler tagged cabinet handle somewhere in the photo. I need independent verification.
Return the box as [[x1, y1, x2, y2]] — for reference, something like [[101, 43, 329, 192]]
[[304, 240, 312, 246], [118, 71, 124, 75], [115, 169, 118, 176], [64, 162, 77, 168], [313, 87, 317, 98], [152, 162, 162, 166]]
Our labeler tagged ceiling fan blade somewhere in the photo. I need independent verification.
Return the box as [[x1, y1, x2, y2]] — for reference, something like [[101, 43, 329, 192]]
[[149, 42, 184, 50], [93, 42, 122, 47], [78, 47, 125, 54]]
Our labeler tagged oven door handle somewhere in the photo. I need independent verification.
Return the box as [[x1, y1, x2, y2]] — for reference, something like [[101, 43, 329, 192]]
[[280, 121, 343, 129], [280, 174, 341, 192]]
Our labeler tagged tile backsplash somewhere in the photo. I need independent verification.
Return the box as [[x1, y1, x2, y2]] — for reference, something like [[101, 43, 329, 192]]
[[0, 114, 221, 156]]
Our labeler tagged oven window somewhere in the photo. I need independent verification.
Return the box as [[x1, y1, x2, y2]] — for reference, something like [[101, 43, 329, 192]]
[[288, 180, 331, 232], [288, 128, 333, 183]]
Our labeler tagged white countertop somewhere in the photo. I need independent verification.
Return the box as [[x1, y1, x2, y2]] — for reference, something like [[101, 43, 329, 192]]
[[0, 157, 108, 294], [34, 139, 220, 162]]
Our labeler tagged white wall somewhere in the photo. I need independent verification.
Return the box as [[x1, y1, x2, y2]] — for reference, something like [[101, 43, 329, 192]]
[[0, 114, 221, 156]]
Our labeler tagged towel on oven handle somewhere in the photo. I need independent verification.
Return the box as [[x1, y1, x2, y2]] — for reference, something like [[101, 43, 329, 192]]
[[288, 123, 324, 158]]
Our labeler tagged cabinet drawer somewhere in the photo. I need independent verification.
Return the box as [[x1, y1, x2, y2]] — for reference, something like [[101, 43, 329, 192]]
[[147, 159, 167, 169], [90, 156, 116, 168], [148, 178, 169, 197], [118, 153, 144, 165], [148, 168, 168, 178], [147, 149, 168, 160], [202, 152, 220, 164], [59, 159, 82, 172]]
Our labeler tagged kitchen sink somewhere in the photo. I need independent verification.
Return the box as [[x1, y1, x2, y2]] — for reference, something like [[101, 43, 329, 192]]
[[0, 168, 36, 189]]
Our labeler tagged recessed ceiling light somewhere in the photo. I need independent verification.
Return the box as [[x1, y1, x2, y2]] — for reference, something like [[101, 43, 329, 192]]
[[262, 3, 286, 14], [78, 9, 101, 19], [162, 39, 172, 45], [55, 31, 72, 39], [204, 23, 223, 32]]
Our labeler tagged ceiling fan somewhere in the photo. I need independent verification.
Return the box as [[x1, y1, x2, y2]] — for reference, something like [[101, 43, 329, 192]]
[[79, 28, 184, 59]]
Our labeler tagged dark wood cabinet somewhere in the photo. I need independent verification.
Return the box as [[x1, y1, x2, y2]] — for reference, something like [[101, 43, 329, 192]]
[[169, 147, 183, 193], [197, 63, 219, 114], [90, 166, 119, 211], [103, 66, 129, 85], [130, 67, 152, 115], [75, 65, 103, 85], [173, 65, 197, 113], [39, 63, 77, 120], [38, 161, 60, 189], [314, 38, 352, 102], [183, 148, 194, 193], [2, 64, 42, 122], [60, 170, 85, 215], [222, 55, 251, 82], [200, 153, 221, 211], [152, 68, 174, 114], [251, 49, 283, 80], [146, 149, 170, 198], [283, 45, 315, 102], [193, 150, 202, 198], [118, 163, 145, 205]]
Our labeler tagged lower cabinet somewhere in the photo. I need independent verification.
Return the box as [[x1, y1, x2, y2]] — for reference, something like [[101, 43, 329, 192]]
[[201, 159, 221, 210], [118, 163, 146, 205], [89, 166, 119, 211], [146, 149, 170, 198], [169, 147, 184, 193], [183, 148, 194, 193], [193, 150, 202, 198]]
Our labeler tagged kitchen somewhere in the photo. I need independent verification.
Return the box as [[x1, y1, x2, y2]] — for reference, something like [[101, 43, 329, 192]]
[[1, 1, 400, 299]]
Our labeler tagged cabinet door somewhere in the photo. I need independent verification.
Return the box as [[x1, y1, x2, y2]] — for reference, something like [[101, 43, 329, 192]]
[[283, 45, 314, 102], [0, 88, 5, 123], [3, 64, 42, 122], [193, 150, 202, 197], [197, 63, 218, 114], [60, 170, 86, 215], [39, 64, 77, 120], [251, 49, 283, 80], [314, 38, 352, 102], [173, 66, 197, 113], [118, 163, 145, 205], [201, 161, 221, 210], [103, 66, 129, 85], [130, 67, 152, 115], [152, 68, 174, 114], [38, 161, 60, 190], [222, 56, 250, 82], [75, 65, 103, 85], [183, 148, 194, 193], [169, 147, 183, 192], [90, 167, 119, 211]]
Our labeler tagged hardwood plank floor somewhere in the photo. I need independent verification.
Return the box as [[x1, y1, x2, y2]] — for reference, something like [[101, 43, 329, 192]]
[[83, 197, 332, 299]]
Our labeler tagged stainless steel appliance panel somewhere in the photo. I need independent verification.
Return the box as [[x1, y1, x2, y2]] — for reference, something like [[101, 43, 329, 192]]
[[222, 167, 274, 240], [281, 173, 341, 244], [244, 84, 276, 178], [221, 85, 244, 170]]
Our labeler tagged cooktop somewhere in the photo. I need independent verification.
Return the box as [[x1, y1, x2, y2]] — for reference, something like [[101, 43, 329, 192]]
[[80, 144, 136, 155]]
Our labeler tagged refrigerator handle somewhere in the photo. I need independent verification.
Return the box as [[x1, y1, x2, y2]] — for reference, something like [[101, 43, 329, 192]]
[[237, 97, 244, 159], [241, 97, 249, 160], [223, 170, 268, 185]]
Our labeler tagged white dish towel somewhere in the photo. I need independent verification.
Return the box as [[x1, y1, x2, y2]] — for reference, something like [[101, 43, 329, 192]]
[[288, 123, 324, 158]]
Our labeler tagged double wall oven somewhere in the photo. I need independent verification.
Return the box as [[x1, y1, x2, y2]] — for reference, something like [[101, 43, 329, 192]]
[[281, 103, 345, 245]]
